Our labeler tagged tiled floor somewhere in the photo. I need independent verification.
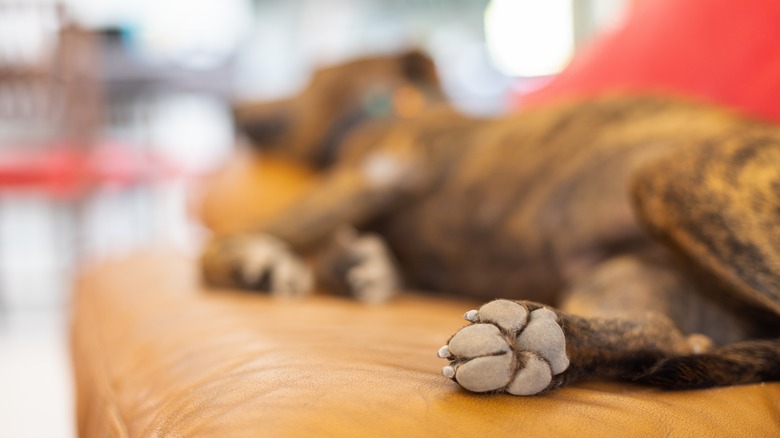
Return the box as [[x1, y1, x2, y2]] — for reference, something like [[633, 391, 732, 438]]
[[0, 184, 201, 438], [0, 196, 79, 438], [0, 92, 232, 437], [0, 309, 74, 438], [0, 189, 202, 437]]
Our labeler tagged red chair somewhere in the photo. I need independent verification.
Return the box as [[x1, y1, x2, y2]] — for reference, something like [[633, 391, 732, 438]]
[[520, 0, 780, 124]]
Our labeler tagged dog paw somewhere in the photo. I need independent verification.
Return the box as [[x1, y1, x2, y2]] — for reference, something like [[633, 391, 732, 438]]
[[438, 299, 569, 395], [211, 234, 313, 297], [344, 234, 400, 303]]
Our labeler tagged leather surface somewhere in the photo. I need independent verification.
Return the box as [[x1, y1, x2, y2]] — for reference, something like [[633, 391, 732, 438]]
[[72, 250, 780, 437], [195, 152, 318, 235], [71, 155, 780, 436]]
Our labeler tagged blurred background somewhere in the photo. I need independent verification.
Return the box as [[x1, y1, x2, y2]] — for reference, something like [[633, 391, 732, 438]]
[[0, 0, 631, 436]]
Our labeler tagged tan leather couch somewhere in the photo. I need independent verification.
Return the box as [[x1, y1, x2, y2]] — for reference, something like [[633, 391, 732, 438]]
[[71, 154, 780, 437]]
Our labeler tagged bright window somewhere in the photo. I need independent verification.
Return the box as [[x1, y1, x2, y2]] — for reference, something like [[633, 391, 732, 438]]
[[484, 0, 574, 77]]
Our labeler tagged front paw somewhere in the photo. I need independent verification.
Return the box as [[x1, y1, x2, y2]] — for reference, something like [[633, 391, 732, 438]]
[[438, 300, 569, 395], [340, 231, 400, 303], [202, 233, 313, 297]]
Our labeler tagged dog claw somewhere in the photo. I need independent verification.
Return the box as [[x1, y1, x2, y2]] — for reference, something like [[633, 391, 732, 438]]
[[437, 345, 451, 358], [464, 309, 479, 322]]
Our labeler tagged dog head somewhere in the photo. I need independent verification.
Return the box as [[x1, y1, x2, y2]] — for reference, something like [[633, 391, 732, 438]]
[[233, 50, 445, 168]]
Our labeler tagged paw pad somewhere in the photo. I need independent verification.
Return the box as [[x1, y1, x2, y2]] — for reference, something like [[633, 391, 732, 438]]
[[439, 300, 569, 395]]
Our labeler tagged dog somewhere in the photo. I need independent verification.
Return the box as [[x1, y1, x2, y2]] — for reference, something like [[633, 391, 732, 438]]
[[201, 50, 780, 395]]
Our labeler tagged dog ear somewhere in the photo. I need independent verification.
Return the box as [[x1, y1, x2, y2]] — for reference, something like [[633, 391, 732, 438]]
[[240, 115, 290, 150], [233, 99, 293, 150], [399, 50, 440, 85]]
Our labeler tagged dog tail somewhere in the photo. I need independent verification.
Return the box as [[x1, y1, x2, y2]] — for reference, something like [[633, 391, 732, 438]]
[[637, 338, 780, 389]]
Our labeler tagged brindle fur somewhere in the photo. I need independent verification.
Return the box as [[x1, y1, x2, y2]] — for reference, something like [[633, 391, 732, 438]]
[[202, 51, 780, 390]]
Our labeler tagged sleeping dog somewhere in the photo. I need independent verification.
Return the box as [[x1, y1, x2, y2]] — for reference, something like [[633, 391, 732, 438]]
[[201, 50, 780, 395]]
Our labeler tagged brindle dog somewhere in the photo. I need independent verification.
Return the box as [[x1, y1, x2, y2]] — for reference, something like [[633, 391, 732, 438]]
[[202, 51, 780, 395]]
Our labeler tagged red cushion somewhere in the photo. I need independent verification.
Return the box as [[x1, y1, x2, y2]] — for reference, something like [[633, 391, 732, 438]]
[[522, 0, 780, 123]]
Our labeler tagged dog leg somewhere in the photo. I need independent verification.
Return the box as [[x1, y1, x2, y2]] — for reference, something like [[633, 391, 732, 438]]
[[560, 251, 756, 346], [201, 147, 427, 293], [632, 130, 780, 320], [630, 130, 780, 388], [200, 233, 314, 297], [638, 338, 780, 389], [313, 227, 401, 303], [438, 299, 699, 395], [437, 250, 749, 395]]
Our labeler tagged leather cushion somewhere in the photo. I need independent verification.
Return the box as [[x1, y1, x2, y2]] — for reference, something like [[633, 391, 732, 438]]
[[72, 250, 780, 436], [195, 152, 318, 235]]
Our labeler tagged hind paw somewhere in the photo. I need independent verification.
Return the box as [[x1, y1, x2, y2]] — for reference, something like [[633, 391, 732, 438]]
[[438, 300, 569, 395]]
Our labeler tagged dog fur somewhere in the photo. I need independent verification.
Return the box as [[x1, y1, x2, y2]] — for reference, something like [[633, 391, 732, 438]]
[[201, 51, 780, 394]]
